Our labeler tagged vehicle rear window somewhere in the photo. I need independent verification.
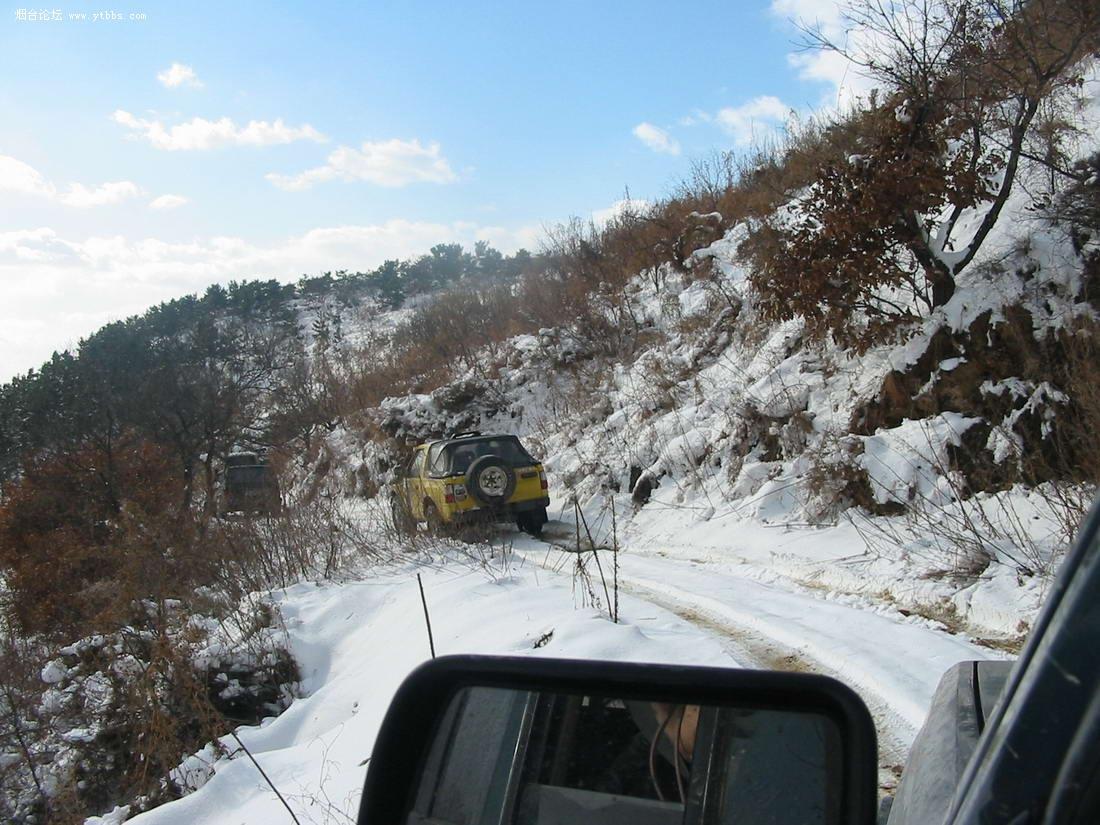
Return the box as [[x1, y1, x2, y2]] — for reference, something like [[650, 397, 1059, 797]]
[[442, 438, 535, 475], [226, 465, 269, 488]]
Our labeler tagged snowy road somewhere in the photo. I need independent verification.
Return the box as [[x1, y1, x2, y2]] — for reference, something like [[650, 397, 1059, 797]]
[[123, 526, 1010, 825], [519, 528, 1008, 791]]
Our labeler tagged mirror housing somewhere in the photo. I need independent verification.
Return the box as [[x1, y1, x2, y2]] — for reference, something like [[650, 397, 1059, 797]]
[[357, 655, 878, 825]]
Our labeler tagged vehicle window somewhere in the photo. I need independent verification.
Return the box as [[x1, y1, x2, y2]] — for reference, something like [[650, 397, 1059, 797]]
[[419, 687, 530, 825], [411, 450, 426, 478], [226, 465, 268, 489], [427, 443, 449, 477], [512, 695, 841, 825], [411, 687, 846, 825], [445, 438, 536, 474], [702, 708, 841, 823], [518, 694, 686, 805]]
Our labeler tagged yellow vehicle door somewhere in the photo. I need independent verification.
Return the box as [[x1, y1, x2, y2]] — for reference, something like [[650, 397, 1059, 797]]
[[420, 443, 450, 514]]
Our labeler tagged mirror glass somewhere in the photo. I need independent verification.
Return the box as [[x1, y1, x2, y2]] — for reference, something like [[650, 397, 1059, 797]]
[[406, 687, 845, 825]]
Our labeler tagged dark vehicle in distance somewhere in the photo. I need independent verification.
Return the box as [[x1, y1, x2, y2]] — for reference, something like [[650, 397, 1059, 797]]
[[220, 452, 281, 515]]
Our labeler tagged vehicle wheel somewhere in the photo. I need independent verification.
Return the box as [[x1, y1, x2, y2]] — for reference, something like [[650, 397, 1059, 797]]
[[466, 455, 516, 507], [518, 508, 547, 537], [391, 496, 415, 536]]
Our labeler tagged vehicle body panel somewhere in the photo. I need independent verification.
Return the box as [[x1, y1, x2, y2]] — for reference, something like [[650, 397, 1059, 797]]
[[886, 661, 1013, 825]]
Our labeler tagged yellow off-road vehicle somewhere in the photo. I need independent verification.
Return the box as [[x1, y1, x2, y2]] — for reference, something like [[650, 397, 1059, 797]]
[[391, 432, 550, 536]]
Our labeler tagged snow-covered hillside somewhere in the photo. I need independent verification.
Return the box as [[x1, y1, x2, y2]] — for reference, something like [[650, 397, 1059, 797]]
[[338, 180, 1095, 642]]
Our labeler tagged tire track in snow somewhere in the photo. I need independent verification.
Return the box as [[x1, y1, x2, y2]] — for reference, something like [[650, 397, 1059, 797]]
[[528, 537, 994, 794], [617, 576, 911, 792]]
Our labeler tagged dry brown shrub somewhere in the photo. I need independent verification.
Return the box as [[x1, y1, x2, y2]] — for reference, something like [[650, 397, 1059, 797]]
[[755, 0, 1100, 351], [515, 266, 593, 331], [392, 285, 521, 372], [0, 439, 189, 638]]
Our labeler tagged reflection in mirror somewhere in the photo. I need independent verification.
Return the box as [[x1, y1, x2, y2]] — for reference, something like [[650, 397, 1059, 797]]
[[407, 687, 844, 825]]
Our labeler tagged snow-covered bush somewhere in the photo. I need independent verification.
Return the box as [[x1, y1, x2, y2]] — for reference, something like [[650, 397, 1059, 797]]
[[0, 597, 297, 823]]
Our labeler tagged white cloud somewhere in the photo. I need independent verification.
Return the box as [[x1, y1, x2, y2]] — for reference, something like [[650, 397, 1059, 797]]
[[770, 0, 844, 31], [474, 223, 542, 253], [112, 110, 327, 151], [0, 228, 79, 263], [664, 2, 864, 143], [0, 154, 143, 208], [0, 155, 56, 197], [715, 96, 792, 146], [769, 0, 882, 108], [591, 198, 650, 228], [678, 110, 713, 127], [149, 194, 190, 210], [57, 181, 144, 208], [266, 139, 458, 190], [0, 219, 541, 380], [631, 122, 681, 155], [157, 63, 203, 89]]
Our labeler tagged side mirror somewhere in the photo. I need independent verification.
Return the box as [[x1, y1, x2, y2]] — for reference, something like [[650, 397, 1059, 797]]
[[358, 656, 877, 824]]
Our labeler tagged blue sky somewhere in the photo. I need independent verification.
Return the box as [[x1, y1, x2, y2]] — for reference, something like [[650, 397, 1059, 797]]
[[0, 0, 852, 379]]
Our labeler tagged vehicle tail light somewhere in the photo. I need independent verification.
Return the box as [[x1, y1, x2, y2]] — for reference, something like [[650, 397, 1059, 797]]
[[539, 471, 548, 490], [444, 484, 456, 504]]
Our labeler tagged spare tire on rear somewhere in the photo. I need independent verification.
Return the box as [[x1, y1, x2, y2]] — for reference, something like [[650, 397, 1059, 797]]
[[466, 455, 516, 507]]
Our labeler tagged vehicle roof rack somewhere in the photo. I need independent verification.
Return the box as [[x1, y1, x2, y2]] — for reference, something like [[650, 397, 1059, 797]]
[[453, 431, 482, 438]]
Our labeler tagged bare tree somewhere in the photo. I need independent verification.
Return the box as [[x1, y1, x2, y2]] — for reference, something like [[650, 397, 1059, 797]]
[[802, 0, 1099, 306]]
